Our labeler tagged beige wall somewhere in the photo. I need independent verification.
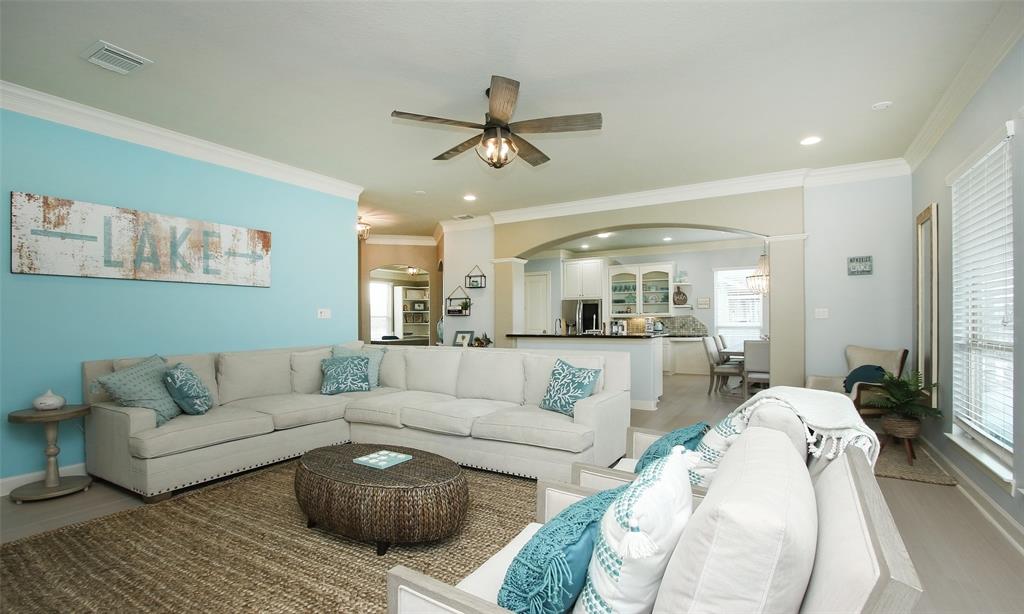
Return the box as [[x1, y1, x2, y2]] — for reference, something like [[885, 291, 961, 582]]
[[492, 188, 806, 385], [358, 242, 441, 344]]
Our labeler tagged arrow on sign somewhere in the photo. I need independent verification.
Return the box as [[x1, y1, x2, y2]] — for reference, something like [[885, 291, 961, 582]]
[[225, 250, 265, 262]]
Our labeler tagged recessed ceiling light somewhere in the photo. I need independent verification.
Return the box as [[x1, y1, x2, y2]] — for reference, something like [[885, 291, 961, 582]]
[[871, 101, 893, 111], [414, 190, 427, 195], [662, 237, 672, 242], [463, 194, 477, 201], [580, 244, 590, 249], [800, 136, 822, 146], [596, 232, 612, 238]]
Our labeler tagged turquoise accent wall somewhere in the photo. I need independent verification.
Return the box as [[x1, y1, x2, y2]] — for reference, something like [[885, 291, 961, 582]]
[[0, 110, 359, 478]]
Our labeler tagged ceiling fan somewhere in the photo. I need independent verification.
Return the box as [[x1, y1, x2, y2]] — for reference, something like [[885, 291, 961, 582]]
[[391, 75, 602, 169]]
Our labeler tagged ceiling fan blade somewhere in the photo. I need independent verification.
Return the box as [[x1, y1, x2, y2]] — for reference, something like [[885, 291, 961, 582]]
[[487, 75, 520, 124], [391, 110, 484, 130], [509, 113, 603, 134], [433, 135, 481, 160], [510, 134, 550, 166]]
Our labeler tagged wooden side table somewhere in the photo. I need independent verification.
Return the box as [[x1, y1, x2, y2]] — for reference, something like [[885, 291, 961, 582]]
[[7, 404, 92, 503]]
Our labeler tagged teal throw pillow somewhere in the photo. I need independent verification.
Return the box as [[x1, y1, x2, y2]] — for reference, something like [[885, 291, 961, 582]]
[[498, 484, 627, 614], [843, 364, 886, 393], [332, 345, 386, 388], [163, 363, 214, 415], [633, 421, 709, 474], [540, 359, 602, 417], [96, 355, 180, 427], [321, 356, 371, 394]]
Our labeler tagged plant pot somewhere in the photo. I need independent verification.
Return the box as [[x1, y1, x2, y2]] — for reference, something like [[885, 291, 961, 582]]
[[882, 415, 921, 439]]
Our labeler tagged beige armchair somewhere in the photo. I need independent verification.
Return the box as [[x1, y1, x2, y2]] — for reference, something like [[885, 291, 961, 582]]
[[806, 345, 908, 416]]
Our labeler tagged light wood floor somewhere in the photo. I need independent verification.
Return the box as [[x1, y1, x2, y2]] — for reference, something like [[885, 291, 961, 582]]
[[3, 374, 1023, 613]]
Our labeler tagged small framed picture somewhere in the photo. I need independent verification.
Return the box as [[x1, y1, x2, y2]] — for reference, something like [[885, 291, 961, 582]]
[[413, 301, 426, 311], [696, 297, 711, 309], [847, 255, 873, 276], [453, 330, 474, 347]]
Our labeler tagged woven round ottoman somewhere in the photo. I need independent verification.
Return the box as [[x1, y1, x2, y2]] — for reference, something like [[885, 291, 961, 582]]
[[294, 444, 468, 555]]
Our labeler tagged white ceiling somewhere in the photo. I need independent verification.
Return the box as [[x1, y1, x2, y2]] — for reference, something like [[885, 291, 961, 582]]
[[553, 228, 750, 252], [0, 2, 1005, 234]]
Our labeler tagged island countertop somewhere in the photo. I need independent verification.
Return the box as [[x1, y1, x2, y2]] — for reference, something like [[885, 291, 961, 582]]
[[505, 333, 658, 339]]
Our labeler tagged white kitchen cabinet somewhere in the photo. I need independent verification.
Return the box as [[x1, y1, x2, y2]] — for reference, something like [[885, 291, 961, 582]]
[[562, 258, 605, 299], [639, 263, 673, 316], [609, 265, 640, 317]]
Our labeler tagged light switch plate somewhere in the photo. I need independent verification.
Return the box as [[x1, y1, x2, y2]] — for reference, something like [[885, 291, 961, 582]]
[[317, 308, 332, 320], [814, 308, 830, 319]]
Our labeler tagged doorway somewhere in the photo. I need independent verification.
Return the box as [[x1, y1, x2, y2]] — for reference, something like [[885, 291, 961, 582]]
[[524, 272, 551, 334]]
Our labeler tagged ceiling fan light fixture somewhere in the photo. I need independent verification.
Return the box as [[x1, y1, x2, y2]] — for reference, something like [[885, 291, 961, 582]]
[[476, 125, 518, 169]]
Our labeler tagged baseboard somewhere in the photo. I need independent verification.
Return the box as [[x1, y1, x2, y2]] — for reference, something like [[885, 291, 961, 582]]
[[631, 400, 657, 411], [0, 464, 87, 496], [919, 438, 1024, 556]]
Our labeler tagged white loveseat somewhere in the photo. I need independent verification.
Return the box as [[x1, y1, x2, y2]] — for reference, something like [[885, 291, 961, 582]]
[[83, 344, 631, 499], [387, 406, 922, 614]]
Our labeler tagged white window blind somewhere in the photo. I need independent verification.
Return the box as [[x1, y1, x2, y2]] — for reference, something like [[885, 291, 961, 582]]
[[951, 135, 1014, 453], [714, 268, 763, 349]]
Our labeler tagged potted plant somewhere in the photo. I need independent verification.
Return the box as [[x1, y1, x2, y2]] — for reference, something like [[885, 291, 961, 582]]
[[864, 371, 940, 439]]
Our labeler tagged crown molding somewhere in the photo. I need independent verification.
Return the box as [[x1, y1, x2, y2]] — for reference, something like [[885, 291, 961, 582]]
[[437, 216, 494, 232], [577, 237, 763, 259], [491, 257, 528, 265], [766, 233, 808, 243], [804, 158, 910, 188], [0, 81, 364, 201], [364, 234, 436, 246], [903, 4, 1024, 170], [489, 168, 809, 225]]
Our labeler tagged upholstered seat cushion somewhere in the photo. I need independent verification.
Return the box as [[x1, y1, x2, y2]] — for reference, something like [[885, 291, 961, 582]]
[[402, 399, 516, 436], [223, 393, 348, 430], [128, 406, 274, 459], [458, 523, 543, 602], [344, 390, 455, 428], [471, 407, 594, 453]]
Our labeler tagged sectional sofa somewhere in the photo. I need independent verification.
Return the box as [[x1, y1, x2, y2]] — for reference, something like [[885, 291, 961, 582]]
[[82, 344, 631, 500]]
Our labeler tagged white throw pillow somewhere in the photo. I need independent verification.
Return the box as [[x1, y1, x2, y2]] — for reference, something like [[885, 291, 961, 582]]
[[575, 446, 693, 614], [685, 412, 747, 488], [653, 427, 817, 614]]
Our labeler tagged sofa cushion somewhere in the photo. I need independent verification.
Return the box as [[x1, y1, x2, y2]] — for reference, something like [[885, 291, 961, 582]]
[[539, 359, 602, 417], [290, 348, 332, 394], [456, 351, 525, 404], [223, 393, 348, 430], [653, 427, 817, 614], [114, 353, 220, 407], [345, 390, 455, 428], [217, 350, 292, 404], [402, 399, 516, 436], [333, 345, 386, 388], [100, 355, 179, 427], [379, 348, 406, 389], [163, 363, 215, 415], [458, 523, 543, 602], [471, 407, 594, 453], [405, 349, 462, 396], [524, 355, 604, 407], [128, 406, 274, 459], [320, 356, 371, 394]]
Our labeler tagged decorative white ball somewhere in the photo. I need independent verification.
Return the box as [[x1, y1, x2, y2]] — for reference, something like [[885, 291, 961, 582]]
[[33, 389, 65, 411]]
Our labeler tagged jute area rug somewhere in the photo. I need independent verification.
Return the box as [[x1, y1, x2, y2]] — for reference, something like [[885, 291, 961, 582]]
[[873, 437, 957, 486], [1, 462, 536, 613]]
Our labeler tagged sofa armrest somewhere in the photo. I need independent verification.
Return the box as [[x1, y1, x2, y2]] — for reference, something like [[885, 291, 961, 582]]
[[805, 374, 846, 394], [536, 480, 600, 523], [89, 402, 156, 435], [571, 463, 637, 490], [387, 565, 509, 614], [626, 426, 665, 458], [572, 390, 630, 467]]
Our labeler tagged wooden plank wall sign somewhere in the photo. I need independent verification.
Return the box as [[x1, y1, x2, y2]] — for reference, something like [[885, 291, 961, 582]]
[[11, 192, 271, 287]]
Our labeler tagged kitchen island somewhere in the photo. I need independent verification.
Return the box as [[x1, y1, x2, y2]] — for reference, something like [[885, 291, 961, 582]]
[[506, 334, 663, 410]]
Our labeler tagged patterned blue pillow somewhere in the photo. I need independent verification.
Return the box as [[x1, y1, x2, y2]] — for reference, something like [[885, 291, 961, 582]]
[[321, 356, 370, 394], [96, 355, 180, 427], [633, 421, 709, 474], [498, 485, 627, 614], [540, 359, 602, 416], [163, 363, 214, 415], [332, 345, 386, 388]]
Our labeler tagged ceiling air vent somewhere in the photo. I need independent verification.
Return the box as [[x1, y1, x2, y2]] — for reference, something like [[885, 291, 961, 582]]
[[81, 40, 152, 75], [452, 214, 475, 221]]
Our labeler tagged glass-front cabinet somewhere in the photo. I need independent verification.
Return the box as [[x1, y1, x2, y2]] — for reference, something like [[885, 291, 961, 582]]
[[609, 266, 639, 317], [640, 264, 672, 316]]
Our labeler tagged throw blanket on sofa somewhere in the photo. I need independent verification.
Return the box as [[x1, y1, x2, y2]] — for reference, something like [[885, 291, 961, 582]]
[[687, 386, 879, 487]]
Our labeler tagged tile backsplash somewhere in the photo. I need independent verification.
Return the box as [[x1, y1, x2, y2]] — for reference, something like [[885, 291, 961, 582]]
[[625, 315, 709, 335]]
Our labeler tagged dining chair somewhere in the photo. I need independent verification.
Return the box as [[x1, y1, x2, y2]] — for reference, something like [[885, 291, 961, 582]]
[[703, 336, 743, 395], [743, 340, 770, 397]]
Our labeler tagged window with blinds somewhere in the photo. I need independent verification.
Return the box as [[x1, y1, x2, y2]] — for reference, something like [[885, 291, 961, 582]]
[[714, 268, 763, 349], [951, 134, 1014, 455]]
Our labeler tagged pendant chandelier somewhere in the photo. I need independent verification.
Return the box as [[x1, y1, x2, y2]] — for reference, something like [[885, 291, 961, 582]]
[[355, 217, 372, 241], [746, 247, 770, 295], [475, 125, 518, 169]]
